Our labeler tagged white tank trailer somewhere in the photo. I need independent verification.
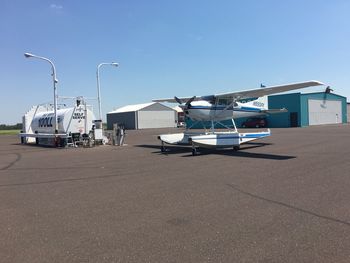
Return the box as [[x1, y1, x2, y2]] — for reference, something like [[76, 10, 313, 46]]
[[19, 98, 102, 147]]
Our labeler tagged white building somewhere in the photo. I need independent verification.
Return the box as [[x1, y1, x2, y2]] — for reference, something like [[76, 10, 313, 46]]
[[107, 102, 177, 130]]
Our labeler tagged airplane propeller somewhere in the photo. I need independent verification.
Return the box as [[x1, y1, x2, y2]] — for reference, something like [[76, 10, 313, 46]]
[[174, 96, 196, 112], [174, 96, 183, 105], [186, 96, 196, 107]]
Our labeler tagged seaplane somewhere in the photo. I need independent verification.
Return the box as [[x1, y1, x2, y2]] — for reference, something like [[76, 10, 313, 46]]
[[153, 80, 324, 155]]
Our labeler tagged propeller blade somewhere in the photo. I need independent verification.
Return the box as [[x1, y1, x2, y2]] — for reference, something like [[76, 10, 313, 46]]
[[185, 96, 196, 107], [174, 96, 183, 104]]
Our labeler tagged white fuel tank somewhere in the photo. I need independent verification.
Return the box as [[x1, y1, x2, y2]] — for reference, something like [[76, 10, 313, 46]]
[[31, 106, 96, 134]]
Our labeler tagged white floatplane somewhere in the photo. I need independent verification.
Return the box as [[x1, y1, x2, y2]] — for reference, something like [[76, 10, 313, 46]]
[[153, 80, 324, 155]]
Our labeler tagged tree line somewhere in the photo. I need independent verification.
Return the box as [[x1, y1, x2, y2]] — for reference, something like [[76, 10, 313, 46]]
[[0, 123, 22, 130]]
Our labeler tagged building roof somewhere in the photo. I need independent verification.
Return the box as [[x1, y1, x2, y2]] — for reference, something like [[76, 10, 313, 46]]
[[108, 102, 176, 114], [300, 91, 347, 99], [108, 102, 155, 114], [269, 91, 347, 100], [173, 106, 183, 113]]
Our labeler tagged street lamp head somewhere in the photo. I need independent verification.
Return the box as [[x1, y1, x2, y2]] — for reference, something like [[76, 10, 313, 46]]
[[23, 52, 58, 134], [24, 52, 34, 58], [111, 62, 119, 67]]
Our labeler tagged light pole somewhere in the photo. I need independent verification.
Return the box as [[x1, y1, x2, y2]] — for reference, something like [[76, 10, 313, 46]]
[[24, 52, 59, 134], [96, 62, 119, 122]]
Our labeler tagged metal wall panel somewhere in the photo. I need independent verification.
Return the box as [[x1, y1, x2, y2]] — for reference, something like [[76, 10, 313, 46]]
[[308, 99, 342, 125], [267, 93, 301, 127], [137, 111, 176, 129], [106, 112, 136, 130]]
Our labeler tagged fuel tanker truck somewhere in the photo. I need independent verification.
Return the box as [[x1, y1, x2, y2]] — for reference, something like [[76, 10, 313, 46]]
[[19, 98, 104, 147]]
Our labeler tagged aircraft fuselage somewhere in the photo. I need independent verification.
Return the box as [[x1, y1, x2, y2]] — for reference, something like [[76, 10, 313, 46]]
[[183, 100, 265, 122]]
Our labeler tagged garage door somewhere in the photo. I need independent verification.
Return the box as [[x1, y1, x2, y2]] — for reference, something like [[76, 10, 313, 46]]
[[137, 111, 176, 129], [308, 99, 342, 125]]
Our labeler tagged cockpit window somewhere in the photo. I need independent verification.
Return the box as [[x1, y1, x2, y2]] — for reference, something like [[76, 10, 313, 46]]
[[217, 98, 231, 105]]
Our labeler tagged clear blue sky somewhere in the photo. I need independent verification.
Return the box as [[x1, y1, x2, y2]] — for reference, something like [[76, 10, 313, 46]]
[[1, 0, 349, 124]]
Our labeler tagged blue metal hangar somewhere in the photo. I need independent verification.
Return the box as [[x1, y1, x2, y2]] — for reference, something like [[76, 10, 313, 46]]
[[267, 91, 347, 127]]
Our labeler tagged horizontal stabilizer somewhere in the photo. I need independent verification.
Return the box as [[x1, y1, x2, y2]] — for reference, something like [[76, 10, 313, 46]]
[[261, 108, 288, 114]]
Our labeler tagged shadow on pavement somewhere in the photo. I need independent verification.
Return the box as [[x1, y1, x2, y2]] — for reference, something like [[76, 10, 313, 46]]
[[136, 142, 296, 160]]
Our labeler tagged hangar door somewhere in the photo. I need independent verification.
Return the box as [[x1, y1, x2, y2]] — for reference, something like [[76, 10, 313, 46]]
[[137, 111, 176, 129], [308, 99, 342, 125]]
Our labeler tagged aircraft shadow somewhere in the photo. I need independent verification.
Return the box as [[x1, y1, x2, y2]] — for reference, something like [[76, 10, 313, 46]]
[[135, 144, 192, 155], [135, 143, 296, 160], [189, 149, 295, 160]]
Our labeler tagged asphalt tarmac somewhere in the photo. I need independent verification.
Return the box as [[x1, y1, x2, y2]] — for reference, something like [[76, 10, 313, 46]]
[[1, 124, 350, 262]]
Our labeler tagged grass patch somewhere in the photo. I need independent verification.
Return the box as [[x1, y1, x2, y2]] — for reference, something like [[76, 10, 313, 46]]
[[0, 130, 20, 135]]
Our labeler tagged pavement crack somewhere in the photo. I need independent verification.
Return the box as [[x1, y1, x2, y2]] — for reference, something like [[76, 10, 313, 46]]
[[227, 183, 350, 227], [0, 153, 21, 171]]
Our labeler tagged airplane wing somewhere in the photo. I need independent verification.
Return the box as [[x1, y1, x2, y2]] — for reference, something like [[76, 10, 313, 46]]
[[152, 96, 201, 103], [152, 80, 324, 103], [214, 80, 324, 100]]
